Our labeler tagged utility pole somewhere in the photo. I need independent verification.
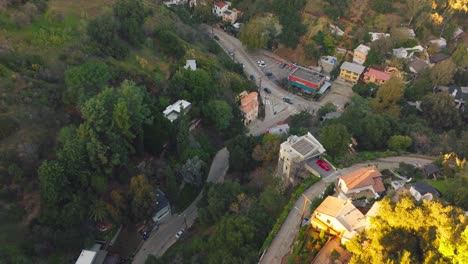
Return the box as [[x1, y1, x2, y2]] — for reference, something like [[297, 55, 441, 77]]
[[258, 76, 263, 92], [299, 194, 312, 227]]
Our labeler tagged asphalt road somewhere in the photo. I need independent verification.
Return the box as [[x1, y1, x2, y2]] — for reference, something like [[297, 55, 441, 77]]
[[259, 155, 435, 264], [132, 148, 229, 263]]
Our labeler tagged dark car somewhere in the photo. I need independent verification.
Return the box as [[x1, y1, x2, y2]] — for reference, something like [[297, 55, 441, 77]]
[[265, 72, 273, 77], [213, 35, 219, 40], [282, 97, 293, 104], [249, 75, 255, 81], [263, 88, 272, 94]]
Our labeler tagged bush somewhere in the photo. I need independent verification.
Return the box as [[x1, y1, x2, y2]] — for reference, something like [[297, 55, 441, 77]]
[[387, 135, 412, 152], [0, 116, 19, 140]]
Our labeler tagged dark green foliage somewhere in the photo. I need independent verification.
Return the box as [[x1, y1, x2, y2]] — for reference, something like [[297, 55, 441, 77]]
[[143, 113, 175, 155], [320, 124, 351, 157], [352, 83, 378, 98], [272, 0, 307, 48], [420, 93, 461, 131], [323, 0, 349, 19], [364, 48, 383, 66], [197, 182, 242, 225], [64, 61, 111, 108], [404, 71, 432, 101], [155, 29, 186, 59], [313, 31, 336, 56], [225, 135, 258, 172], [113, 0, 146, 46], [371, 0, 395, 13], [0, 116, 19, 140], [87, 15, 129, 58], [203, 100, 233, 130], [318, 102, 337, 117]]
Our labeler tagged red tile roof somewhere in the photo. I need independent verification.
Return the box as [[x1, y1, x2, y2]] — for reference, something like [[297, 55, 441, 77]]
[[339, 166, 385, 192], [364, 68, 391, 81], [240, 92, 258, 114], [215, 1, 228, 8]]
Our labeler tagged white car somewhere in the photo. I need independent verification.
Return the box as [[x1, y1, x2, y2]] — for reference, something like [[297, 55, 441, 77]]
[[175, 229, 184, 239], [259, 63, 266, 67], [257, 60, 265, 64]]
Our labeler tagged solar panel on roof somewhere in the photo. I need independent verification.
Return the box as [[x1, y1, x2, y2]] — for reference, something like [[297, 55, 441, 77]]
[[291, 139, 315, 155]]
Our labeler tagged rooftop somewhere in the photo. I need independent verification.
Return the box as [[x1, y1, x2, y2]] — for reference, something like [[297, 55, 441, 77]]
[[76, 250, 97, 264], [163, 100, 191, 117], [411, 181, 440, 197], [354, 44, 370, 55], [283, 132, 326, 159], [214, 1, 228, 8], [315, 196, 367, 232], [239, 92, 258, 114], [364, 68, 391, 81], [408, 57, 428, 74], [339, 166, 385, 192], [341, 62, 365, 74], [429, 53, 450, 64], [290, 67, 326, 85], [223, 10, 232, 15], [155, 189, 169, 213]]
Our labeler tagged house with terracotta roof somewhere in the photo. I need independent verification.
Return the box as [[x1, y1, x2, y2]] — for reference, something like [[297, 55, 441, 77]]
[[363, 68, 391, 86], [310, 196, 369, 244], [336, 166, 386, 199], [239, 91, 259, 125], [353, 44, 370, 65], [212, 1, 230, 17]]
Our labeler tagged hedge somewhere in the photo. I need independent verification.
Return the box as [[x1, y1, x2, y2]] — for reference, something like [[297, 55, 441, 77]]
[[260, 176, 321, 251]]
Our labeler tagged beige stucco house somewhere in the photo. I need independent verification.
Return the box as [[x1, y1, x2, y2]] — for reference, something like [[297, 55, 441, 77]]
[[336, 166, 386, 199], [353, 44, 370, 65], [310, 196, 369, 244], [239, 91, 259, 125]]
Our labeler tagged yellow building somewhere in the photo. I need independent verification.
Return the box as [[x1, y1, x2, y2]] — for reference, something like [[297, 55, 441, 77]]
[[340, 62, 365, 84]]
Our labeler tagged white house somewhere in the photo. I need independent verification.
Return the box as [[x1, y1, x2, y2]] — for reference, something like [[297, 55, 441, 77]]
[[184, 60, 197, 71], [212, 1, 230, 17], [163, 100, 191, 123], [429, 38, 447, 50], [369, 32, 390, 42], [278, 132, 326, 184], [75, 244, 108, 264]]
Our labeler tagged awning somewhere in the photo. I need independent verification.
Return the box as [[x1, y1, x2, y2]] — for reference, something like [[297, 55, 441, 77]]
[[317, 82, 331, 94]]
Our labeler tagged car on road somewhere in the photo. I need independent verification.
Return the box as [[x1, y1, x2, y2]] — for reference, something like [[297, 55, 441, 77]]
[[263, 88, 272, 94], [257, 60, 265, 64], [282, 97, 293, 104], [175, 229, 184, 239], [316, 159, 331, 171], [265, 72, 273, 77], [228, 51, 234, 56], [280, 63, 287, 69], [249, 75, 255, 81], [213, 35, 219, 40], [259, 63, 266, 67]]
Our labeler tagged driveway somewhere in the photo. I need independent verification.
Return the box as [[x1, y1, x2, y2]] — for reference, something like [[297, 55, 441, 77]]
[[132, 148, 229, 263], [259, 155, 434, 264]]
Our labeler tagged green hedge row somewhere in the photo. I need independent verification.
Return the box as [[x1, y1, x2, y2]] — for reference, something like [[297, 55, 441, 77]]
[[260, 176, 321, 251]]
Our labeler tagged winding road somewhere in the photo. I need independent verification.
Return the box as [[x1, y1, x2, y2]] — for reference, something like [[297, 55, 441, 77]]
[[259, 155, 435, 264], [132, 148, 229, 263]]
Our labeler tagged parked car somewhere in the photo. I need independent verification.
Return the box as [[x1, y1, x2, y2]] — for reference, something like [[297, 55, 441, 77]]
[[265, 72, 273, 77], [280, 63, 287, 69], [316, 159, 331, 171], [175, 229, 184, 239], [249, 75, 255, 81], [228, 51, 234, 56], [257, 60, 265, 64], [263, 88, 272, 94], [282, 97, 293, 104], [213, 35, 219, 40], [259, 63, 266, 67]]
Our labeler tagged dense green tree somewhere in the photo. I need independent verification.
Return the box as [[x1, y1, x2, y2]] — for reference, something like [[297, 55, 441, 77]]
[[204, 100, 233, 130], [420, 93, 461, 131], [113, 0, 145, 46], [129, 175, 156, 222], [87, 14, 128, 58], [78, 81, 152, 173], [259, 189, 285, 217], [353, 83, 378, 98], [198, 182, 242, 225], [179, 156, 205, 186], [372, 76, 405, 117], [430, 59, 456, 91], [452, 43, 468, 68], [207, 215, 258, 264], [226, 135, 257, 172], [320, 124, 351, 157], [404, 70, 432, 101], [239, 17, 270, 50], [318, 102, 337, 117], [364, 48, 383, 66], [156, 29, 186, 59], [387, 135, 412, 152], [64, 61, 111, 108]]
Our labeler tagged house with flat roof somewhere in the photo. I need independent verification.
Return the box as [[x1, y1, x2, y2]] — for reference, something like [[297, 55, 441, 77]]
[[310, 196, 368, 244], [75, 244, 116, 264], [369, 32, 390, 42], [336, 166, 386, 199], [184, 60, 197, 71], [153, 189, 171, 223], [288, 67, 330, 94], [239, 91, 259, 125], [410, 181, 440, 201], [340, 62, 365, 84], [163, 100, 191, 123], [353, 44, 370, 65], [320, 56, 338, 73], [408, 57, 429, 75], [278, 132, 326, 184]]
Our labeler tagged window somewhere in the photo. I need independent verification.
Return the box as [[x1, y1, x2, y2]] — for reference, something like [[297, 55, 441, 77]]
[[326, 219, 331, 224]]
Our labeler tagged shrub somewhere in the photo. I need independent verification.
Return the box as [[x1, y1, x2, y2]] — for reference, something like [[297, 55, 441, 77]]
[[387, 135, 412, 152], [0, 116, 19, 140]]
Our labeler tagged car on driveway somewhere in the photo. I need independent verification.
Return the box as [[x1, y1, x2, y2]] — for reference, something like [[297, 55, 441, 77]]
[[316, 159, 331, 171], [175, 229, 184, 239], [249, 75, 255, 81], [282, 97, 293, 104], [263, 88, 272, 94]]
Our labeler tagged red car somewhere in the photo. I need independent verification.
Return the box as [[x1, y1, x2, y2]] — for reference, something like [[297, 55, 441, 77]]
[[316, 159, 331, 171]]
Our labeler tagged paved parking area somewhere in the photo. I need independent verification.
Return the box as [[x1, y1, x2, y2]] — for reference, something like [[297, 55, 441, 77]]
[[306, 158, 336, 178], [249, 51, 297, 88]]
